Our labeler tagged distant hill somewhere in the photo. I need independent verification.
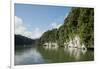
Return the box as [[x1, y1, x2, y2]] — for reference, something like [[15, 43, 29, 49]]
[[15, 35, 34, 46]]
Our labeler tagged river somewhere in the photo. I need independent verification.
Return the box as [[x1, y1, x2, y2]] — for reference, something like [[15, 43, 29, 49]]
[[15, 45, 94, 65]]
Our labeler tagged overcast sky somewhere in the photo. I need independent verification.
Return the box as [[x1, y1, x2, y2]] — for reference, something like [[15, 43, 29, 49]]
[[15, 4, 71, 39]]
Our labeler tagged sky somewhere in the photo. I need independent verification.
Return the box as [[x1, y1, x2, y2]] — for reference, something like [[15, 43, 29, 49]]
[[15, 4, 71, 39]]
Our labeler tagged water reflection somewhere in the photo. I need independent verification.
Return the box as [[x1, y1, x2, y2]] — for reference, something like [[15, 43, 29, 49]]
[[42, 45, 88, 61], [15, 45, 93, 65], [15, 47, 44, 65], [64, 47, 87, 60]]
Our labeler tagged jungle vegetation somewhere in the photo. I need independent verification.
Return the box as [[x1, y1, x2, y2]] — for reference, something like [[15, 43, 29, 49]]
[[39, 7, 94, 48]]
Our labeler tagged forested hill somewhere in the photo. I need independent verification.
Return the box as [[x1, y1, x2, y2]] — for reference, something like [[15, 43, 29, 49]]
[[39, 7, 94, 48], [15, 35, 34, 45]]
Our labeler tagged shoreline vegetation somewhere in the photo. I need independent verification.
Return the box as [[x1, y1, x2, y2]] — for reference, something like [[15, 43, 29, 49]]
[[38, 7, 94, 50], [15, 7, 94, 51]]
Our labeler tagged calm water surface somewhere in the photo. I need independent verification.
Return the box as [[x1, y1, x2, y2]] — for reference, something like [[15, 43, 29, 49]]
[[15, 45, 94, 65]]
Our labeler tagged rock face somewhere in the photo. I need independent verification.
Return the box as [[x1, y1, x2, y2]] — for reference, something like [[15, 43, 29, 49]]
[[69, 36, 80, 48], [43, 42, 58, 49], [39, 7, 94, 48], [64, 35, 86, 49]]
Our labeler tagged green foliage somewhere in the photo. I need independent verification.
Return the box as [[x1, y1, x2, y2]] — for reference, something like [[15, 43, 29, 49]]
[[39, 7, 94, 48], [40, 29, 57, 44]]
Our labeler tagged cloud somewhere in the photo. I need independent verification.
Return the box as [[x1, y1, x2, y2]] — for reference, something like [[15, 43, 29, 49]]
[[50, 22, 62, 29], [15, 16, 43, 39], [15, 16, 26, 35], [31, 28, 43, 39], [51, 22, 57, 29]]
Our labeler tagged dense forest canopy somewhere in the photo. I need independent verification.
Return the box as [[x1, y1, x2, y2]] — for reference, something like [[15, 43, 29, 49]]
[[39, 7, 94, 48]]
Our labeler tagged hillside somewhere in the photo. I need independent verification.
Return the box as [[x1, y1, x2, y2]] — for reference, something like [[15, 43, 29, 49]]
[[39, 7, 94, 48], [15, 35, 34, 46]]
